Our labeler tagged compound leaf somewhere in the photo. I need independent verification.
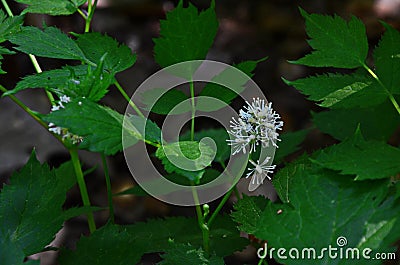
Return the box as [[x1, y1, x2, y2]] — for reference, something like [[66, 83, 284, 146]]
[[292, 8, 368, 68]]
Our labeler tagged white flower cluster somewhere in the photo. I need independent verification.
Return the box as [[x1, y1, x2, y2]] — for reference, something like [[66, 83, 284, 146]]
[[48, 95, 83, 144], [227, 98, 283, 155], [227, 98, 283, 184]]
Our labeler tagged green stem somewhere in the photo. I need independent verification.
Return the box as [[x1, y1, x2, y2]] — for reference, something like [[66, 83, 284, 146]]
[[362, 63, 400, 115], [189, 80, 195, 141], [191, 184, 209, 255], [101, 153, 114, 224], [69, 149, 96, 233], [207, 186, 234, 227], [1, 0, 13, 17], [85, 0, 98, 32], [114, 80, 145, 118]]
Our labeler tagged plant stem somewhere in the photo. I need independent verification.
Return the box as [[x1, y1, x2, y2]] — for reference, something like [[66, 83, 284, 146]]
[[101, 153, 114, 224], [114, 80, 145, 118], [191, 184, 209, 255], [69, 149, 96, 233], [1, 0, 13, 17], [207, 186, 234, 227], [362, 63, 400, 115], [189, 80, 195, 141], [1, 0, 55, 105], [85, 0, 98, 33]]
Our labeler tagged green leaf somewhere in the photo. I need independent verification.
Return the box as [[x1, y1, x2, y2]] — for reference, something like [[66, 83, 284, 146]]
[[274, 129, 309, 163], [3, 65, 88, 96], [75, 32, 136, 72], [156, 141, 215, 182], [141, 88, 190, 115], [197, 58, 266, 112], [64, 61, 114, 101], [0, 10, 24, 42], [0, 152, 76, 257], [292, 8, 368, 68], [127, 115, 162, 144], [312, 100, 400, 141], [312, 129, 400, 180], [153, 0, 218, 68], [58, 224, 145, 265], [374, 22, 400, 94], [43, 98, 140, 155], [159, 241, 225, 265], [181, 128, 230, 163], [10, 26, 87, 61], [233, 158, 400, 265], [15, 0, 86, 16], [272, 157, 305, 203], [284, 72, 387, 109], [124, 215, 247, 257], [231, 195, 268, 234]]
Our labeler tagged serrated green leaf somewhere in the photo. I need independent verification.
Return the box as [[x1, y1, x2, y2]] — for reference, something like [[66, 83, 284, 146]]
[[292, 8, 368, 68], [197, 58, 266, 112], [141, 88, 190, 115], [284, 72, 387, 109], [155, 141, 215, 182], [374, 22, 400, 94], [159, 241, 225, 265], [3, 65, 88, 96], [312, 129, 400, 180], [0, 10, 24, 42], [231, 195, 268, 234], [312, 99, 400, 141], [153, 0, 218, 69], [75, 32, 136, 72], [0, 152, 76, 257], [58, 224, 145, 265], [65, 61, 114, 101], [124, 215, 247, 258], [10, 26, 88, 61], [159, 241, 209, 265], [233, 158, 400, 265], [274, 129, 309, 163], [43, 98, 140, 155], [15, 0, 86, 16]]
